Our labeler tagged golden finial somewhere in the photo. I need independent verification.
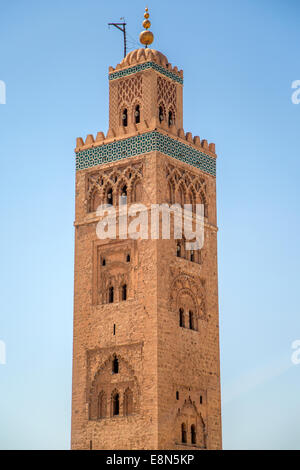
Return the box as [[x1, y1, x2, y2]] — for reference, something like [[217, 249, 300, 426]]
[[139, 7, 154, 47]]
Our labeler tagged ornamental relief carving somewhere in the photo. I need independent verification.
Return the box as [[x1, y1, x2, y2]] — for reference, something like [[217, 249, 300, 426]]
[[169, 270, 207, 324], [85, 161, 144, 212]]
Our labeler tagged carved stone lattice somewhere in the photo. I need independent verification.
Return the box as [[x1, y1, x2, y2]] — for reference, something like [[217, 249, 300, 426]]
[[118, 75, 143, 107], [157, 76, 177, 113]]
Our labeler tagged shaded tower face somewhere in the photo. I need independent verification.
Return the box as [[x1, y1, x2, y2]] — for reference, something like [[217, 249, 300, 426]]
[[108, 48, 183, 133], [72, 40, 222, 450]]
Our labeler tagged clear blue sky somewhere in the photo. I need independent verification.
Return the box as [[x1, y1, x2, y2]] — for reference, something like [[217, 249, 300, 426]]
[[0, 0, 299, 450]]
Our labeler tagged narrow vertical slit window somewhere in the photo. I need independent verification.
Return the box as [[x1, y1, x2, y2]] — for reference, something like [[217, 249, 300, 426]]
[[112, 393, 119, 416], [122, 284, 127, 301], [135, 105, 140, 124], [179, 308, 185, 328], [112, 357, 119, 374], [122, 108, 128, 127], [181, 423, 187, 444], [108, 286, 114, 303]]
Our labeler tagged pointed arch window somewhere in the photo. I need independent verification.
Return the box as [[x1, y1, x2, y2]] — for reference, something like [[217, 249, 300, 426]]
[[159, 105, 164, 123], [168, 110, 174, 126], [176, 242, 181, 257], [181, 423, 187, 443], [122, 284, 127, 301], [134, 104, 140, 124], [112, 356, 119, 374], [189, 310, 194, 330], [179, 308, 185, 328], [122, 108, 128, 127], [112, 392, 120, 416], [107, 188, 113, 206], [108, 286, 114, 303], [120, 185, 127, 205]]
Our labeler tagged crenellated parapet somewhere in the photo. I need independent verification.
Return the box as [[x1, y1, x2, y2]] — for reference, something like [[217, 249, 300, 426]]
[[75, 119, 217, 177], [76, 119, 216, 157]]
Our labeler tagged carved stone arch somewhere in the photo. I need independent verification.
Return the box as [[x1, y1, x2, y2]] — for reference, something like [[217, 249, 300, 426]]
[[170, 273, 207, 322], [166, 175, 176, 204], [175, 181, 186, 207], [130, 175, 143, 203], [102, 181, 116, 206], [89, 353, 140, 420], [116, 176, 129, 205], [88, 184, 103, 212], [173, 398, 207, 448], [131, 99, 142, 125], [119, 101, 129, 127], [158, 101, 167, 123], [186, 185, 196, 212], [168, 105, 176, 126]]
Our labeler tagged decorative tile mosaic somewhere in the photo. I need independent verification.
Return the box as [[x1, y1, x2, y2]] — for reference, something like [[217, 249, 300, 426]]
[[109, 61, 183, 85], [76, 131, 216, 177]]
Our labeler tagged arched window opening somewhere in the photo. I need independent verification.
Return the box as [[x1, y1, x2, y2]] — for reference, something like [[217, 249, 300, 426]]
[[190, 250, 195, 262], [98, 392, 106, 419], [191, 425, 197, 444], [122, 284, 127, 301], [102, 258, 106, 266], [159, 106, 164, 123], [120, 185, 127, 205], [176, 391, 179, 400], [200, 395, 203, 405], [122, 108, 128, 127], [134, 105, 140, 124], [177, 243, 181, 257], [179, 308, 185, 328], [168, 110, 174, 126], [112, 357, 119, 374], [181, 423, 187, 444], [112, 392, 120, 416], [107, 188, 113, 205], [189, 311, 194, 330], [108, 286, 114, 303], [126, 254, 131, 262], [124, 388, 133, 416]]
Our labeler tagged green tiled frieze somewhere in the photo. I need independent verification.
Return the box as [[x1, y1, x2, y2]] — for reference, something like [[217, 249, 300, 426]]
[[109, 61, 183, 85], [76, 131, 216, 177]]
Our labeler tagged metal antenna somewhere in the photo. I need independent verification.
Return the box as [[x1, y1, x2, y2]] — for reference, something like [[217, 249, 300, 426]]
[[108, 19, 127, 58]]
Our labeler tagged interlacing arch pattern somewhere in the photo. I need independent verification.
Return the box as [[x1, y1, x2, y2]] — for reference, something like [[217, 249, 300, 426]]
[[86, 162, 144, 212], [118, 74, 143, 107], [174, 397, 207, 448], [157, 76, 177, 124], [166, 163, 208, 217], [88, 354, 139, 420], [170, 273, 207, 326]]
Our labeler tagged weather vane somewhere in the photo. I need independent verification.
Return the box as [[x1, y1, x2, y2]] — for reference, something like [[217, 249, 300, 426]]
[[108, 18, 127, 58]]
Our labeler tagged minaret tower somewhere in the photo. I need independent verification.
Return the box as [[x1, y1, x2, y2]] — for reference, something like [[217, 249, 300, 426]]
[[71, 8, 222, 450]]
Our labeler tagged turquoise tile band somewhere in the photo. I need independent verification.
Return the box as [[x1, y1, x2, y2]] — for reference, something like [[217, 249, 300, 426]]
[[76, 131, 216, 177], [109, 62, 183, 85]]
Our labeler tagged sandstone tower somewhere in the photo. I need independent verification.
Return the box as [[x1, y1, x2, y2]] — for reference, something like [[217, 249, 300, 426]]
[[71, 10, 222, 450]]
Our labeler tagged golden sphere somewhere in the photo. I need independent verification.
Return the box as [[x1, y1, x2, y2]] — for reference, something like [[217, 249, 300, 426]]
[[144, 12, 150, 19], [139, 30, 154, 46], [142, 19, 151, 29]]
